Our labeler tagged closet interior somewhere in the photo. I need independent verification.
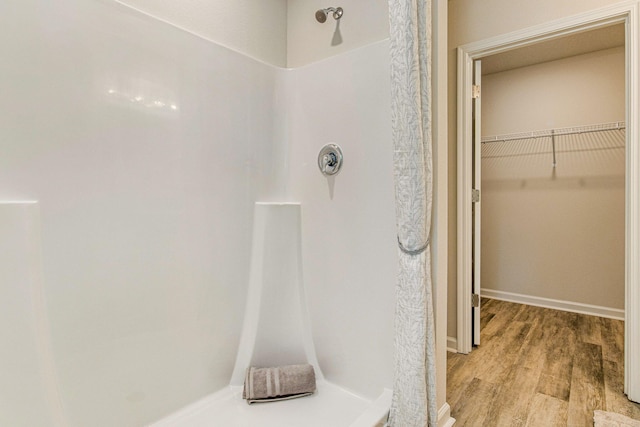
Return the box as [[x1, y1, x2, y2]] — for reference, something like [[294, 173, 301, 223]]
[[479, 38, 626, 318]]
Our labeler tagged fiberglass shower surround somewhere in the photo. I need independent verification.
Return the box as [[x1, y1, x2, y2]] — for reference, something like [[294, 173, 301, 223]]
[[0, 1, 397, 426]]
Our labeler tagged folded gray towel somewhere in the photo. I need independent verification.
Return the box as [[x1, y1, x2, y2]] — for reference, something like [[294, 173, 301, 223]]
[[243, 364, 316, 404]]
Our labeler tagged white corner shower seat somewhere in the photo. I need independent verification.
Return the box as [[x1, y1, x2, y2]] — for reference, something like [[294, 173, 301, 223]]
[[150, 203, 391, 427]]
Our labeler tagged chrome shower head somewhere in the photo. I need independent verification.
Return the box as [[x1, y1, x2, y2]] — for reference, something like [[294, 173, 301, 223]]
[[315, 7, 343, 23], [315, 9, 328, 23]]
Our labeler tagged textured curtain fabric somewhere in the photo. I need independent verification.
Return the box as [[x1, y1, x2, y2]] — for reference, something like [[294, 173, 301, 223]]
[[387, 0, 437, 426]]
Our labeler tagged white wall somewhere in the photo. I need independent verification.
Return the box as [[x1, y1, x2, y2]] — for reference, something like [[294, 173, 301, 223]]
[[287, 41, 397, 398], [115, 0, 392, 68], [286, 0, 390, 67], [481, 48, 625, 310], [1, 0, 405, 425], [115, 0, 288, 66], [0, 203, 63, 427], [447, 0, 628, 341], [1, 0, 281, 425], [482, 48, 625, 135]]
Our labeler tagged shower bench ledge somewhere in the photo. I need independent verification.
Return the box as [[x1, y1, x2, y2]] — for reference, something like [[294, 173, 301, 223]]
[[150, 380, 391, 427]]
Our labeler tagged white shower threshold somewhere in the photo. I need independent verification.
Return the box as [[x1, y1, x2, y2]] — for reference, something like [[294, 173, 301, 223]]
[[150, 380, 391, 427]]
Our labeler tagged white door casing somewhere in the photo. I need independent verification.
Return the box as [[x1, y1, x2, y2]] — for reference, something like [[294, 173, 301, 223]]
[[472, 60, 482, 346], [456, 1, 640, 402]]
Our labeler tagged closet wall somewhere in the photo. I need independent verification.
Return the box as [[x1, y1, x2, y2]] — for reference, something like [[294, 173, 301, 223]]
[[481, 46, 625, 311]]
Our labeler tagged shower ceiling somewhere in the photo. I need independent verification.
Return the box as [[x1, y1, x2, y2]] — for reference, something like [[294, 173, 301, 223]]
[[482, 23, 625, 75]]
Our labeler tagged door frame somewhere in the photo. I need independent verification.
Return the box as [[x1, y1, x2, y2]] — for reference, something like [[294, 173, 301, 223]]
[[472, 60, 482, 346], [456, 1, 640, 401]]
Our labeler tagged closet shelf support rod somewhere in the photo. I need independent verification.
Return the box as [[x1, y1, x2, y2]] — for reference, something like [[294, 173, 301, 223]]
[[551, 130, 557, 168]]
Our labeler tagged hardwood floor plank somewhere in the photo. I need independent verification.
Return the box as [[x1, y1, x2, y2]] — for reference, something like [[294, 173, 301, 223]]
[[537, 370, 572, 402], [567, 341, 605, 426], [575, 313, 602, 345], [447, 353, 476, 410], [603, 359, 640, 419], [481, 297, 499, 314], [512, 303, 546, 323], [536, 312, 576, 401], [480, 300, 517, 341], [450, 377, 499, 427], [524, 393, 568, 427], [480, 311, 495, 330], [512, 315, 547, 372], [447, 352, 466, 376], [474, 321, 532, 384], [483, 366, 540, 427], [600, 317, 624, 363]]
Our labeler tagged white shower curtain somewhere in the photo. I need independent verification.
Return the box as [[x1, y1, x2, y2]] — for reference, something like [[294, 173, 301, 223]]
[[387, 0, 437, 426]]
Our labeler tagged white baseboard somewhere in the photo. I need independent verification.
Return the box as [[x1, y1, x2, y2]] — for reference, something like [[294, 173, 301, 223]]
[[447, 337, 458, 353], [438, 402, 456, 427], [482, 288, 625, 320], [379, 402, 455, 427]]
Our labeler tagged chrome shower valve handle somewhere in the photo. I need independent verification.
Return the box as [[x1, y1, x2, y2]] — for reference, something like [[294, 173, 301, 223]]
[[318, 144, 343, 176], [322, 152, 336, 168]]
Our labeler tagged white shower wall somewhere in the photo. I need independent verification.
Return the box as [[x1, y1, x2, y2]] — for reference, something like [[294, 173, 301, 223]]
[[287, 41, 397, 398], [0, 1, 395, 426], [286, 0, 391, 67], [114, 0, 393, 68], [113, 0, 288, 66], [1, 1, 281, 425]]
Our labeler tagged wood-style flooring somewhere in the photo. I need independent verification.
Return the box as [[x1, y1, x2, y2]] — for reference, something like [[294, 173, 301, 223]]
[[447, 298, 640, 426]]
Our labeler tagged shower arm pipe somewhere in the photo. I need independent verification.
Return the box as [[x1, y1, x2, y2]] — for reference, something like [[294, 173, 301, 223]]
[[315, 6, 343, 23], [324, 7, 342, 17]]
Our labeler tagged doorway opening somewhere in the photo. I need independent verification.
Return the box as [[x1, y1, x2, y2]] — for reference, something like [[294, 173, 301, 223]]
[[456, 4, 640, 403], [478, 26, 626, 338]]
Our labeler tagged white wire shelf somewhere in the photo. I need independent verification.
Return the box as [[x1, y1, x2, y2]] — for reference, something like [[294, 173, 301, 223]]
[[481, 121, 626, 144]]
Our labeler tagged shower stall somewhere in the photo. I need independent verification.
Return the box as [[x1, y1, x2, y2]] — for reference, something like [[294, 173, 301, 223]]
[[0, 0, 399, 426]]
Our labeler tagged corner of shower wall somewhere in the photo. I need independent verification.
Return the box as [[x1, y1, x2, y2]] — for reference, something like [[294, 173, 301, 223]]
[[0, 202, 66, 427], [230, 202, 323, 386], [253, 69, 294, 203], [284, 40, 396, 400]]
